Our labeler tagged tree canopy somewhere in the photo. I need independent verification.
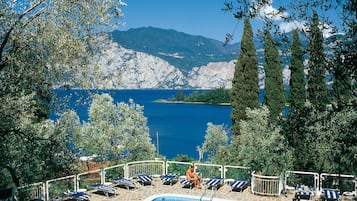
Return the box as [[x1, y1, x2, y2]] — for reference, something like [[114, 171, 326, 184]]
[[0, 0, 126, 189]]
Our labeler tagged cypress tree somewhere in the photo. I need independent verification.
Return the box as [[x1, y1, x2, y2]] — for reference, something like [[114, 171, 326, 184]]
[[307, 11, 328, 111], [263, 29, 285, 123], [332, 49, 352, 106], [287, 29, 308, 167], [289, 29, 306, 114], [231, 18, 259, 135]]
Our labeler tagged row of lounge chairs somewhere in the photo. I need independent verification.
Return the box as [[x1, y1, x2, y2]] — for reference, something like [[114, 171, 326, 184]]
[[62, 173, 249, 200], [178, 176, 249, 192], [62, 175, 353, 201], [293, 184, 347, 201]]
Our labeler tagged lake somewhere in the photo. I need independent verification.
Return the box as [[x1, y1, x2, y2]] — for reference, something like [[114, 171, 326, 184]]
[[51, 89, 232, 160]]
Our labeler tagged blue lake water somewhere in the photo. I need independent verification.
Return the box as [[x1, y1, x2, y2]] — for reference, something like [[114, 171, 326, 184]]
[[50, 89, 232, 160]]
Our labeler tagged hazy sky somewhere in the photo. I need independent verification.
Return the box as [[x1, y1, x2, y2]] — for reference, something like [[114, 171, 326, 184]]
[[118, 0, 344, 43]]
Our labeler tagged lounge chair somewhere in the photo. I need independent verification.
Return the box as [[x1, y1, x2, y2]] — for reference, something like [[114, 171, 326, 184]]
[[205, 178, 224, 191], [230, 179, 248, 192], [112, 177, 138, 190], [180, 178, 194, 189], [63, 190, 91, 201], [161, 173, 178, 186], [342, 191, 355, 197], [89, 183, 117, 197], [293, 184, 313, 201], [136, 173, 153, 186], [322, 188, 340, 201]]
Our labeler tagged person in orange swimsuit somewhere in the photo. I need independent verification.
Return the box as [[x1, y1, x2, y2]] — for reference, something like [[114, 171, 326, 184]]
[[186, 164, 201, 189]]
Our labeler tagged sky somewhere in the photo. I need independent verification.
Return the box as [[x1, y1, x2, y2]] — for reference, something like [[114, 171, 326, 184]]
[[117, 0, 345, 43], [118, 0, 239, 43]]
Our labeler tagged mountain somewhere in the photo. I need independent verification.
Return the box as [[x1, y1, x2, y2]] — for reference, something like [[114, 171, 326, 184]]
[[81, 27, 337, 89], [110, 27, 240, 74], [78, 27, 271, 89], [84, 40, 236, 89]]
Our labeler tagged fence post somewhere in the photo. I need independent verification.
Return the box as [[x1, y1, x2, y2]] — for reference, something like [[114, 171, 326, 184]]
[[45, 181, 49, 201], [355, 177, 357, 196], [100, 168, 105, 184], [219, 166, 223, 179], [124, 163, 129, 178], [251, 172, 255, 194]]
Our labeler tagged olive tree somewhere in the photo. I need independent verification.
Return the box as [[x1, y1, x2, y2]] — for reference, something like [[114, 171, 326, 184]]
[[75, 94, 156, 164], [0, 0, 126, 188], [201, 122, 228, 162], [234, 106, 293, 175]]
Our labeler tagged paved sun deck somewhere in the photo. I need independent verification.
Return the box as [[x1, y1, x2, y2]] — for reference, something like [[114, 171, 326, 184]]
[[83, 178, 299, 201]]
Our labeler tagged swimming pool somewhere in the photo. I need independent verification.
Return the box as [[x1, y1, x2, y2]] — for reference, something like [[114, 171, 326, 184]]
[[143, 193, 235, 201]]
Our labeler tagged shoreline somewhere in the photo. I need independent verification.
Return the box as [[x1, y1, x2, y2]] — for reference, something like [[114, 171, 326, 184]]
[[153, 99, 231, 106]]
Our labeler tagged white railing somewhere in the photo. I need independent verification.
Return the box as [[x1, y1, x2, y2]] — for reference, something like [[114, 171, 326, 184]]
[[9, 160, 356, 201], [46, 175, 76, 201], [127, 160, 165, 178], [251, 171, 282, 196], [15, 182, 45, 201], [194, 163, 223, 180], [284, 170, 319, 192], [224, 165, 251, 182], [320, 173, 355, 194], [103, 164, 125, 183], [166, 161, 192, 179], [76, 169, 101, 190]]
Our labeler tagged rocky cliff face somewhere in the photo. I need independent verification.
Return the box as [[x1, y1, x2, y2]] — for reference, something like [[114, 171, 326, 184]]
[[89, 40, 235, 89]]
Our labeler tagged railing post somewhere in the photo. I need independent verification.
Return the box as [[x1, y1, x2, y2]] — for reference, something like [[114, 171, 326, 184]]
[[45, 181, 49, 201], [124, 163, 129, 178], [251, 172, 255, 194], [101, 168, 105, 184], [355, 177, 357, 196], [223, 166, 227, 180], [219, 166, 223, 179]]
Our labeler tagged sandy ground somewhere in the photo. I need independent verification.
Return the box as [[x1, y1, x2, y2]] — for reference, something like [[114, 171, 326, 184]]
[[59, 178, 353, 201]]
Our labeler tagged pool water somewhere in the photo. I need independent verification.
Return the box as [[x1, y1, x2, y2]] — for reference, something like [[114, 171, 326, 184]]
[[152, 196, 204, 201]]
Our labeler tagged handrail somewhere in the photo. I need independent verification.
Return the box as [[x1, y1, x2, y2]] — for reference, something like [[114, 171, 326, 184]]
[[10, 159, 356, 201], [200, 188, 207, 201]]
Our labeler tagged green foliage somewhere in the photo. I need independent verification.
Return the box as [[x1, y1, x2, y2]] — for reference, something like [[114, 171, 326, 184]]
[[0, 0, 126, 188], [263, 29, 286, 123], [304, 102, 356, 174], [201, 123, 228, 161], [285, 29, 307, 152], [289, 29, 306, 114], [286, 100, 357, 175], [0, 92, 79, 188], [332, 50, 353, 105], [168, 155, 195, 176], [184, 88, 231, 104], [175, 91, 185, 101], [74, 94, 156, 163], [307, 11, 329, 111], [233, 106, 293, 175], [231, 18, 259, 135]]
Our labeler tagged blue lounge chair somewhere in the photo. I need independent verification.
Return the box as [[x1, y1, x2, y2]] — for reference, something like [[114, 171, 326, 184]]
[[63, 191, 91, 201], [231, 179, 248, 192], [293, 184, 313, 201], [112, 177, 138, 190], [323, 188, 340, 201], [89, 183, 117, 197], [136, 173, 153, 186], [205, 178, 224, 190], [180, 178, 194, 189], [161, 174, 178, 186]]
